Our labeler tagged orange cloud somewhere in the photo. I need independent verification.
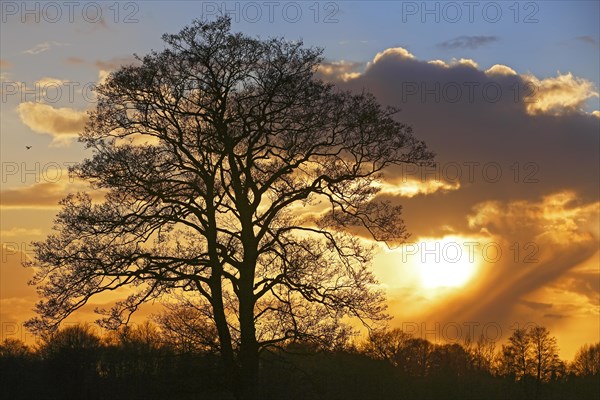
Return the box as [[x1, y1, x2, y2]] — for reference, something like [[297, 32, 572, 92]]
[[0, 178, 103, 210], [377, 178, 460, 198], [468, 191, 599, 244], [16, 102, 88, 146], [1, 182, 72, 209]]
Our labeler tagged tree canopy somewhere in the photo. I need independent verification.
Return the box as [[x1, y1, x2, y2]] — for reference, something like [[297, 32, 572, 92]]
[[26, 16, 433, 398]]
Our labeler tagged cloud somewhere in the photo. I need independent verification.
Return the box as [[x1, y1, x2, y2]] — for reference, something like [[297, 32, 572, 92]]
[[327, 47, 598, 118], [468, 191, 599, 243], [373, 47, 416, 63], [65, 57, 86, 65], [98, 70, 111, 85], [485, 64, 517, 76], [419, 192, 598, 329], [576, 35, 599, 47], [452, 58, 479, 69], [316, 60, 364, 81], [94, 56, 139, 72], [520, 300, 553, 310], [0, 177, 104, 210], [16, 102, 88, 146], [377, 178, 460, 198], [0, 228, 43, 238], [1, 59, 13, 80], [324, 47, 599, 355], [1, 182, 73, 209], [523, 73, 599, 115], [22, 41, 70, 55], [34, 76, 66, 86], [437, 36, 498, 50]]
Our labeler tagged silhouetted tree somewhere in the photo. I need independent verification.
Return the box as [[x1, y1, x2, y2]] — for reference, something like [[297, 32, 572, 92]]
[[362, 328, 411, 367], [529, 326, 563, 383], [468, 333, 497, 374], [40, 324, 101, 357], [107, 322, 174, 393], [500, 327, 532, 381], [500, 324, 565, 388], [25, 16, 432, 399], [0, 338, 35, 399], [154, 302, 220, 354], [429, 343, 472, 378], [400, 337, 432, 377], [571, 342, 600, 376], [39, 325, 102, 399], [0, 338, 31, 358]]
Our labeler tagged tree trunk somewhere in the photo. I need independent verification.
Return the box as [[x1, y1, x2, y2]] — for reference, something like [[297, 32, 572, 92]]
[[238, 277, 259, 400], [209, 279, 239, 397]]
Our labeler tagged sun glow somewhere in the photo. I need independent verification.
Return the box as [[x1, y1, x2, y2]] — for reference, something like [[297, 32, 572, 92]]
[[406, 236, 481, 289]]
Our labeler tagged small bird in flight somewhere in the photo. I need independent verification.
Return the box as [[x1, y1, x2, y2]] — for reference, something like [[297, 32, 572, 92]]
[[25, 146, 32, 149]]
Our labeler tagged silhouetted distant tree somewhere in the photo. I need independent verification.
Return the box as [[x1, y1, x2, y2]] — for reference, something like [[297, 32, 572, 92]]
[[500, 325, 564, 386], [571, 342, 600, 376], [39, 325, 102, 399], [400, 337, 433, 377], [107, 322, 171, 386], [0, 339, 35, 399], [500, 327, 532, 381], [466, 333, 497, 374], [429, 343, 472, 378], [154, 302, 220, 354], [362, 328, 411, 367], [25, 16, 433, 399], [529, 326, 563, 383], [40, 324, 101, 357], [0, 338, 31, 359], [362, 332, 433, 377]]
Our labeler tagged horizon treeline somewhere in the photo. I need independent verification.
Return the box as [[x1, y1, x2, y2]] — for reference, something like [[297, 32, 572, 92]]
[[1, 313, 598, 400]]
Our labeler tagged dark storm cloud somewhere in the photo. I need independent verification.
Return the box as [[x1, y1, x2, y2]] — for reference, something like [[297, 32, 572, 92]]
[[329, 48, 599, 328], [336, 50, 599, 206]]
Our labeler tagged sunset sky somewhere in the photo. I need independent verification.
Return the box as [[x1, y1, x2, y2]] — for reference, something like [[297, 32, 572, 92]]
[[1, 1, 599, 360]]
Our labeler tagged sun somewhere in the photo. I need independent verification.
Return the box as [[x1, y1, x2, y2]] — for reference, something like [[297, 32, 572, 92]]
[[413, 236, 481, 289]]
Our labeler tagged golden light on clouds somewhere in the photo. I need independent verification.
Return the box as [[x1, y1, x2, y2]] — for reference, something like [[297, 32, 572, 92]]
[[468, 191, 599, 245], [316, 61, 362, 81], [523, 72, 599, 116], [452, 58, 479, 69], [372, 189, 599, 359], [484, 64, 518, 76], [376, 178, 460, 198], [16, 102, 88, 145], [372, 47, 416, 64], [321, 47, 599, 120], [0, 177, 104, 210]]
